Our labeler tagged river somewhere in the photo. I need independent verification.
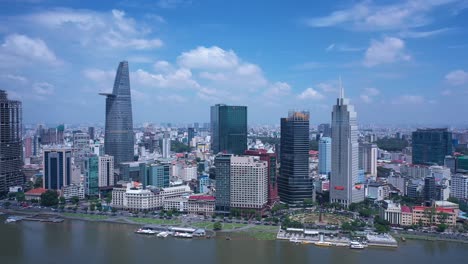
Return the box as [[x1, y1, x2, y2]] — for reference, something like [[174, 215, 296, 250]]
[[0, 217, 467, 264]]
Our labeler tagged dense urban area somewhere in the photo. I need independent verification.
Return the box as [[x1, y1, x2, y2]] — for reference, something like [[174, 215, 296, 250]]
[[1, 61, 468, 249]]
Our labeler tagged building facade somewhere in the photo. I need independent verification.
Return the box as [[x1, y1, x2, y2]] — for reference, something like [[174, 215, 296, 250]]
[[98, 155, 114, 187], [318, 137, 332, 175], [451, 174, 468, 199], [278, 111, 313, 206], [43, 148, 72, 190], [147, 163, 170, 188], [0, 90, 23, 193], [101, 61, 135, 165], [230, 156, 268, 210], [412, 128, 452, 166], [329, 89, 364, 207], [214, 154, 232, 212], [359, 142, 378, 177], [210, 104, 247, 155], [84, 156, 99, 196]]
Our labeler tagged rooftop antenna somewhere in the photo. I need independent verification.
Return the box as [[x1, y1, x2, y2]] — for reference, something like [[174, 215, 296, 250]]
[[339, 75, 344, 99]]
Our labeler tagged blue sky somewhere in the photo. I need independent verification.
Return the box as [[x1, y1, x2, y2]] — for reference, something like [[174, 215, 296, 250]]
[[1, 0, 468, 125]]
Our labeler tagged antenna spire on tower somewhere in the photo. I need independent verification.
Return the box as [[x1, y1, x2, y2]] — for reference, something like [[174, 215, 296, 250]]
[[339, 75, 344, 99]]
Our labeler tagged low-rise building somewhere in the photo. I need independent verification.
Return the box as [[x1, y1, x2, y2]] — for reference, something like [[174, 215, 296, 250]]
[[412, 206, 457, 226], [188, 195, 215, 215], [61, 184, 85, 200], [111, 183, 192, 211], [367, 182, 390, 201], [164, 197, 188, 212], [379, 200, 401, 225], [24, 188, 47, 201], [401, 206, 413, 226]]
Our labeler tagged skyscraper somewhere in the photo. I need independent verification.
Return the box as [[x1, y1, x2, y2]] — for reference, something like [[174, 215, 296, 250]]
[[330, 86, 364, 207], [0, 90, 23, 193], [162, 132, 171, 158], [412, 128, 452, 166], [98, 155, 114, 187], [84, 155, 99, 196], [88, 127, 95, 140], [318, 137, 332, 175], [210, 104, 247, 155], [43, 148, 72, 190], [245, 149, 279, 205], [359, 142, 378, 177], [277, 111, 313, 206], [100, 61, 134, 165], [214, 154, 232, 212]]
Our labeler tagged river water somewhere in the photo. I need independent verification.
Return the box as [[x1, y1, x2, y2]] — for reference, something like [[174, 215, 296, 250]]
[[0, 217, 467, 264]]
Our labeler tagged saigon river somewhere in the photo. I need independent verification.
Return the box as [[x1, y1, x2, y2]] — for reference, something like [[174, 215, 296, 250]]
[[1, 217, 467, 264]]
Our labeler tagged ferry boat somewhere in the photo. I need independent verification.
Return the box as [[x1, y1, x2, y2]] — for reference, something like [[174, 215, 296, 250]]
[[349, 241, 365, 249], [173, 232, 193, 238], [5, 217, 20, 223], [135, 228, 157, 235], [157, 232, 169, 238], [314, 241, 332, 247]]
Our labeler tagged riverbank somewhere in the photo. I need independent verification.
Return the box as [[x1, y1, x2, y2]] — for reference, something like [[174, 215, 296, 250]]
[[393, 233, 468, 244], [0, 208, 279, 240]]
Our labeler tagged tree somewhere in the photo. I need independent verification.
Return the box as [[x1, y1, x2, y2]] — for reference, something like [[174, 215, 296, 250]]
[[303, 198, 313, 208], [16, 192, 26, 202], [105, 192, 112, 204], [111, 207, 117, 213], [213, 222, 222, 230], [90, 203, 96, 211], [375, 137, 409, 152], [59, 197, 66, 205], [34, 178, 43, 189], [436, 223, 447, 232], [4, 201, 11, 208], [71, 196, 79, 205], [40, 190, 59, 207]]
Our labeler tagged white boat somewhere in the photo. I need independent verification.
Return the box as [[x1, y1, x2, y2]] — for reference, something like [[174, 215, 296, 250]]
[[349, 241, 365, 249], [5, 217, 20, 223], [314, 241, 332, 247], [157, 232, 169, 238], [135, 228, 157, 235], [173, 232, 193, 238]]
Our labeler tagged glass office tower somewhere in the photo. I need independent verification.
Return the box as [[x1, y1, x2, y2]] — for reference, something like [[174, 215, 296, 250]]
[[210, 104, 247, 155], [412, 128, 452, 165], [100, 61, 135, 165]]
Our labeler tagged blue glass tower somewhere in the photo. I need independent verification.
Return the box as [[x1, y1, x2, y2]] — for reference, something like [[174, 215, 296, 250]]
[[100, 61, 134, 165], [318, 137, 332, 175]]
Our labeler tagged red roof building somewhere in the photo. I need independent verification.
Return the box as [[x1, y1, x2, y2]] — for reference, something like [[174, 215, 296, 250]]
[[25, 188, 47, 200]]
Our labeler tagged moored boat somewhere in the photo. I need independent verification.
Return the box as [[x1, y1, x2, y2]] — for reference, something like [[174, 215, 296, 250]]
[[135, 228, 157, 235], [349, 241, 365, 249]]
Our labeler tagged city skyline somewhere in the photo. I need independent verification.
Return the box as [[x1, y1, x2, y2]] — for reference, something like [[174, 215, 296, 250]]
[[1, 1, 468, 125]]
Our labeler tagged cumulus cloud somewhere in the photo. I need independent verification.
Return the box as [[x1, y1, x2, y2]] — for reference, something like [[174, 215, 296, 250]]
[[133, 68, 200, 89], [360, 87, 380, 103], [297, 88, 324, 100], [304, 1, 460, 31], [445, 69, 468, 86], [24, 9, 163, 50], [177, 46, 239, 69], [1, 74, 28, 83], [0, 34, 60, 66], [364, 37, 410, 67]]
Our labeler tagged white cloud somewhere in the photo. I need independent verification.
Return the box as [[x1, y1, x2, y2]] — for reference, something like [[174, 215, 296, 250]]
[[445, 69, 468, 86], [177, 46, 239, 69], [305, 1, 460, 31], [33, 82, 55, 95], [364, 37, 410, 67], [0, 34, 60, 66], [156, 94, 188, 103], [263, 82, 292, 98], [157, 0, 191, 9], [392, 95, 425, 104], [133, 68, 200, 89], [297, 88, 324, 100], [1, 74, 28, 83], [326, 43, 335, 52], [24, 9, 163, 50], [325, 43, 363, 52], [317, 81, 339, 93], [399, 27, 454, 38], [360, 87, 380, 103]]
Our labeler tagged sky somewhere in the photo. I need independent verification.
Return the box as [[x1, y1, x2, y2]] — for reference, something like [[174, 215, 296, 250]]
[[1, 0, 468, 126]]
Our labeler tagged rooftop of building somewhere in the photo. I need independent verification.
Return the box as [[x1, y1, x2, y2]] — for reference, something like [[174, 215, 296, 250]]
[[25, 188, 47, 195], [435, 201, 459, 208], [189, 195, 215, 201], [401, 206, 412, 213]]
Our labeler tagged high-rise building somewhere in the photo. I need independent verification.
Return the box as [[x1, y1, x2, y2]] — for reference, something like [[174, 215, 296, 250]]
[[424, 176, 436, 201], [245, 149, 279, 205], [187, 127, 195, 147], [451, 174, 468, 199], [98, 155, 114, 187], [100, 61, 135, 165], [84, 156, 99, 196], [147, 163, 170, 188], [88, 127, 95, 141], [162, 132, 171, 158], [412, 128, 452, 166], [43, 148, 72, 190], [359, 142, 378, 176], [329, 87, 364, 207], [318, 137, 332, 175], [73, 132, 90, 151], [230, 156, 268, 211], [277, 111, 313, 206], [318, 123, 331, 138], [0, 90, 23, 193], [24, 137, 33, 159], [210, 104, 247, 155], [214, 154, 232, 212]]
